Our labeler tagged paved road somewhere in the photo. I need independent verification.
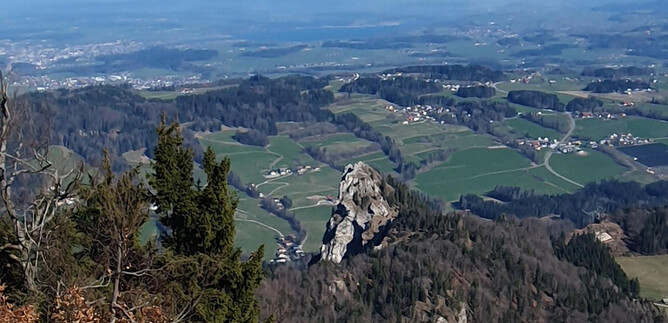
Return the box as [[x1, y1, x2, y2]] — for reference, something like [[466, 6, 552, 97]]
[[542, 113, 584, 188], [492, 82, 508, 94]]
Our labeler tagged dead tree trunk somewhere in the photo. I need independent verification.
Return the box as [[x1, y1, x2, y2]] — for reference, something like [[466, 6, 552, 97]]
[[0, 69, 80, 293]]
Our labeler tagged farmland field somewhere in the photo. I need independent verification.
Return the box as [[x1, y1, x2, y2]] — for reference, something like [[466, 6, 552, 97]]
[[618, 143, 668, 167], [506, 118, 562, 140], [617, 255, 668, 301], [412, 147, 568, 201], [549, 149, 627, 184], [573, 117, 668, 141]]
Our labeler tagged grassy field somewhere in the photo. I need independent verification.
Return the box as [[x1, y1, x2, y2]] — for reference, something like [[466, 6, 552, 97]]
[[617, 255, 668, 301], [137, 85, 237, 101], [340, 151, 397, 175], [549, 149, 627, 184], [293, 207, 333, 253], [573, 117, 668, 141], [506, 118, 563, 140], [414, 147, 568, 201]]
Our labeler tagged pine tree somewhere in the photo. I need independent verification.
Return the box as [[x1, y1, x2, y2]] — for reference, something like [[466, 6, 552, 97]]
[[151, 116, 266, 322]]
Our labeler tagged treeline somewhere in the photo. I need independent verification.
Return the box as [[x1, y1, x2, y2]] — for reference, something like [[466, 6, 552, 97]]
[[582, 66, 654, 79], [505, 90, 603, 114], [333, 113, 403, 164], [176, 75, 334, 135], [554, 233, 640, 299], [611, 206, 668, 255], [339, 76, 441, 107], [455, 85, 495, 98], [304, 143, 380, 170], [565, 97, 603, 112], [584, 80, 652, 93], [396, 149, 453, 180], [523, 113, 570, 133], [260, 197, 307, 243], [24, 75, 335, 170], [459, 180, 668, 227], [233, 129, 269, 147], [382, 64, 506, 83], [437, 100, 517, 133], [507, 90, 565, 111]]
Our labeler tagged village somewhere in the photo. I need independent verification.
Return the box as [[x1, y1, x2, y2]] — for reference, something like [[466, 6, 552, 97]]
[[269, 235, 306, 264], [263, 165, 321, 179]]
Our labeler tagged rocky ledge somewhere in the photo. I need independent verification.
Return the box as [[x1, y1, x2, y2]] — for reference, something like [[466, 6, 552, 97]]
[[319, 162, 398, 263]]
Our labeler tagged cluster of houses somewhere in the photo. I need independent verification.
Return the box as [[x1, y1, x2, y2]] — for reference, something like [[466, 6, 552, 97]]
[[509, 71, 543, 85], [264, 165, 321, 179], [517, 137, 588, 155], [385, 104, 448, 125], [269, 235, 306, 264], [518, 137, 560, 152], [600, 133, 651, 147], [575, 111, 626, 120], [264, 168, 293, 179]]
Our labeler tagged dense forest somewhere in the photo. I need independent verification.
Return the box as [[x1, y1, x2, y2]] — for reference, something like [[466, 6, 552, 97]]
[[584, 80, 652, 93], [382, 64, 506, 83], [459, 180, 668, 227], [383, 64, 506, 82], [565, 97, 604, 112], [23, 75, 335, 169], [611, 206, 668, 255], [507, 90, 565, 111], [455, 85, 496, 98], [339, 76, 440, 107], [582, 66, 654, 79], [258, 176, 661, 322]]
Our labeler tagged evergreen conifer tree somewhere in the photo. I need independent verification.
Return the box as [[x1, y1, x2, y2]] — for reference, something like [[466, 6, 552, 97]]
[[150, 116, 265, 322]]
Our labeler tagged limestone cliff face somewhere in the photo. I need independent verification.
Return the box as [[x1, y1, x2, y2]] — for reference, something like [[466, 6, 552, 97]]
[[320, 162, 398, 263]]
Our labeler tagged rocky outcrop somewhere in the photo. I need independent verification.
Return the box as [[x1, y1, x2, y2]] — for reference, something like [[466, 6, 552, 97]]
[[319, 162, 398, 263]]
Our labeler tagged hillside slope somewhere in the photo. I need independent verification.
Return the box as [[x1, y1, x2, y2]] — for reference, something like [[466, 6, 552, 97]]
[[258, 164, 664, 322]]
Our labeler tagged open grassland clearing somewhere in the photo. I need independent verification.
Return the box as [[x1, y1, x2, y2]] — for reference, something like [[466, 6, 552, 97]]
[[328, 96, 396, 122], [137, 84, 238, 100], [413, 147, 567, 201], [506, 118, 562, 140], [573, 117, 668, 141], [497, 77, 591, 94], [549, 149, 627, 184], [339, 151, 397, 175], [559, 90, 665, 104], [300, 133, 358, 147], [617, 255, 668, 301], [526, 166, 581, 193], [415, 167, 569, 203], [293, 207, 333, 253]]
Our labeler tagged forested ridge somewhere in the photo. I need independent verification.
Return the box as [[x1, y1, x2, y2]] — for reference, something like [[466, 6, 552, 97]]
[[460, 180, 668, 228], [0, 101, 266, 321], [23, 75, 334, 169], [258, 176, 663, 322]]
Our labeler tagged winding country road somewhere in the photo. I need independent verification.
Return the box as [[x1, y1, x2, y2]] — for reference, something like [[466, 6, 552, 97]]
[[542, 113, 584, 188], [234, 217, 285, 238]]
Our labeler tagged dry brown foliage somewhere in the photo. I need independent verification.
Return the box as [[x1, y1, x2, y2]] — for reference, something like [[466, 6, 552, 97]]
[[50, 286, 101, 323], [50, 286, 169, 323], [0, 285, 39, 323]]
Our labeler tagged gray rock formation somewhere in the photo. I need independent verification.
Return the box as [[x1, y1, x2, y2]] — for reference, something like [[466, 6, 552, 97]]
[[320, 162, 398, 263]]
